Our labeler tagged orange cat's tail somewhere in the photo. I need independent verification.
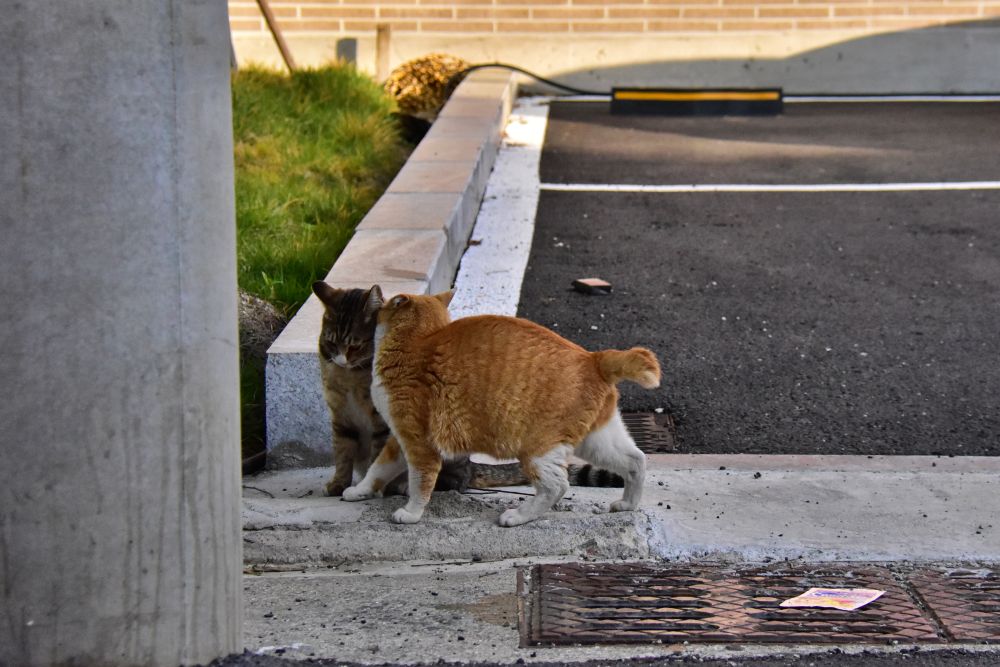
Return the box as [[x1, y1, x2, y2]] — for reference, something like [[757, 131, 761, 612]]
[[594, 347, 661, 389]]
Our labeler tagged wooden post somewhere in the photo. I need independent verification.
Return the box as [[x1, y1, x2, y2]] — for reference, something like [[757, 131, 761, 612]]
[[257, 0, 296, 72], [376, 23, 392, 81]]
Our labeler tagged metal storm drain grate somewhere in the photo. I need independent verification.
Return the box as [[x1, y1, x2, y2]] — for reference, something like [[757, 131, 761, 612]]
[[622, 412, 676, 453], [910, 568, 1000, 642], [522, 563, 949, 647]]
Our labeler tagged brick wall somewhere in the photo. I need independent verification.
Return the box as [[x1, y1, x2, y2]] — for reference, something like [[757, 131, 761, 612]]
[[230, 0, 1000, 36], [228, 0, 1000, 92]]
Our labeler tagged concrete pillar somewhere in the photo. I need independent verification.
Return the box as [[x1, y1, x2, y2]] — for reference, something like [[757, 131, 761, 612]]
[[0, 2, 242, 665]]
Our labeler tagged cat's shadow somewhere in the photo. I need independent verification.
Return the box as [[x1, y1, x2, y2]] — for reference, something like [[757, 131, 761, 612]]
[[353, 489, 605, 527], [357, 490, 522, 524]]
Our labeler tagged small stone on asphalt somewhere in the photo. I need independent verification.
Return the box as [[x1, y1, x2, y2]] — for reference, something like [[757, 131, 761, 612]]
[[572, 277, 612, 295]]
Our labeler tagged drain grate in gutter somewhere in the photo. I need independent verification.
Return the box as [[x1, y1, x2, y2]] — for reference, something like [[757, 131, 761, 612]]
[[622, 412, 676, 453], [522, 563, 944, 646], [910, 568, 1000, 642]]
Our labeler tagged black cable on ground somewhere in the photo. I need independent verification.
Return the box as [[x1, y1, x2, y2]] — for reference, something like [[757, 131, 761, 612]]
[[452, 62, 612, 97]]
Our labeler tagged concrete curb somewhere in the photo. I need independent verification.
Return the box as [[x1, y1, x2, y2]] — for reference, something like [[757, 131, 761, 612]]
[[264, 70, 517, 466], [242, 454, 1000, 569]]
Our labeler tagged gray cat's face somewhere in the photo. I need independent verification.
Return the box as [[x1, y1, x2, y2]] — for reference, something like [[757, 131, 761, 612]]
[[313, 283, 384, 369]]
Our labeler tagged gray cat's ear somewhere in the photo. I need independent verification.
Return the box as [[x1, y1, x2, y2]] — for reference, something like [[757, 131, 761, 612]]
[[433, 290, 455, 308], [364, 285, 384, 318], [313, 281, 341, 307]]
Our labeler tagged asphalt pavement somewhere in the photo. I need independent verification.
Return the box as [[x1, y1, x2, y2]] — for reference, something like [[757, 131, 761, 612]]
[[538, 101, 1000, 185], [518, 100, 1000, 456]]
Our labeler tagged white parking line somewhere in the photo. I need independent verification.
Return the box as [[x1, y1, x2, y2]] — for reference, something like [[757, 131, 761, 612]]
[[540, 181, 1000, 194], [450, 97, 550, 319], [787, 95, 1000, 103]]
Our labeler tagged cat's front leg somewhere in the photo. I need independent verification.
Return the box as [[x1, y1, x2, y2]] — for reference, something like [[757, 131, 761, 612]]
[[392, 441, 442, 524], [326, 424, 360, 496], [343, 436, 407, 501]]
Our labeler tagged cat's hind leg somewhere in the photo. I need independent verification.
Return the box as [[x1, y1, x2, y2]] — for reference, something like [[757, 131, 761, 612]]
[[575, 409, 646, 512], [499, 445, 571, 527], [343, 436, 407, 501]]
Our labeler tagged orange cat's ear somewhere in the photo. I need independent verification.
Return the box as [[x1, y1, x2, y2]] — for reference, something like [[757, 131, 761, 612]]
[[433, 290, 454, 308], [313, 281, 341, 307], [389, 294, 410, 309], [365, 285, 384, 318]]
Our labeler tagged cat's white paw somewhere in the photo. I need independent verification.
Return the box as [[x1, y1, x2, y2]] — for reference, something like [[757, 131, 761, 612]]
[[392, 507, 422, 524], [498, 508, 535, 527], [609, 499, 637, 512], [342, 485, 374, 501]]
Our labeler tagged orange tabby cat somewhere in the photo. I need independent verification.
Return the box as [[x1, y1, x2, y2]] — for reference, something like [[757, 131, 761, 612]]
[[342, 289, 661, 526]]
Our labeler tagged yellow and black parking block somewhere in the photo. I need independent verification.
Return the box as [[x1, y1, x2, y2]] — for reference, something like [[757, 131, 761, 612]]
[[611, 88, 783, 116]]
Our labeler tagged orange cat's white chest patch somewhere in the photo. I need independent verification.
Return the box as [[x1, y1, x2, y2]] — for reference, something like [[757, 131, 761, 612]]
[[370, 378, 392, 429], [371, 324, 397, 436]]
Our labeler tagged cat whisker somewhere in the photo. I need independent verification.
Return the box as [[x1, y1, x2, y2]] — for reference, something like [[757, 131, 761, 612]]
[[347, 355, 373, 369]]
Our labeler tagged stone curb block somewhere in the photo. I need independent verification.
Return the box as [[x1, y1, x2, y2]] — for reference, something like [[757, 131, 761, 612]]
[[264, 70, 517, 467]]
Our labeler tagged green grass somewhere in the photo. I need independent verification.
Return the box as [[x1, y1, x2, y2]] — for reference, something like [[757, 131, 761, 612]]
[[233, 64, 410, 459], [233, 64, 409, 317]]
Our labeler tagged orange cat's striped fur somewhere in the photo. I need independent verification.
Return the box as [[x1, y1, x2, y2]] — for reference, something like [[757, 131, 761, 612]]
[[343, 289, 661, 526]]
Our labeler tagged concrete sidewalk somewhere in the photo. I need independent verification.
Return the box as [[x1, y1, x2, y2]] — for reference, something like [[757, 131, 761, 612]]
[[240, 454, 999, 662], [244, 454, 999, 569]]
